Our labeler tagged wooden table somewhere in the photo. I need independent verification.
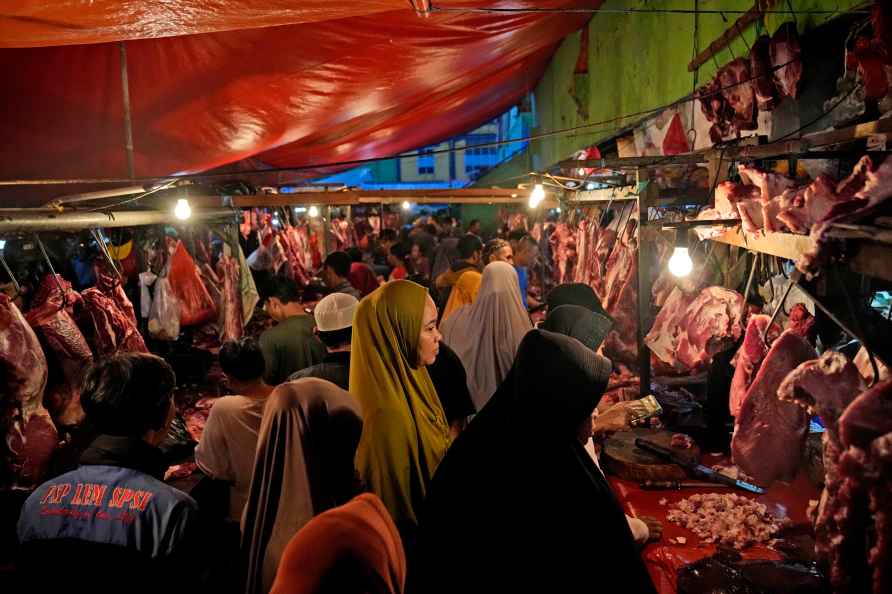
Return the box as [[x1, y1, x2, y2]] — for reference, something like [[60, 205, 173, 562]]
[[608, 455, 819, 594]]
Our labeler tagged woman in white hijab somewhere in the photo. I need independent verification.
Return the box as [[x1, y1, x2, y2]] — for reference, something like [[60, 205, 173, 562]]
[[439, 261, 532, 411]]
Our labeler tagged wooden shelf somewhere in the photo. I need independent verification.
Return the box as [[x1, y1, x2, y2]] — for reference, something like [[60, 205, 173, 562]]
[[710, 228, 814, 260]]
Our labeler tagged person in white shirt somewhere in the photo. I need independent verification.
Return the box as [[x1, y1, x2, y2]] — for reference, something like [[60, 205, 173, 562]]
[[195, 338, 273, 525]]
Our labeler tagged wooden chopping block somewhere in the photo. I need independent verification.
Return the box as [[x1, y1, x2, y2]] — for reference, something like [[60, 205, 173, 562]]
[[602, 428, 700, 482]]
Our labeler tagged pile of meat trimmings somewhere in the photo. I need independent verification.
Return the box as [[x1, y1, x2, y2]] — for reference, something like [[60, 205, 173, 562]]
[[666, 493, 788, 549]]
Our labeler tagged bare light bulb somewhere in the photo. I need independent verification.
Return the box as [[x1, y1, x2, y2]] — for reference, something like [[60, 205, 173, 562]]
[[528, 183, 545, 209], [174, 198, 191, 220], [401, 200, 412, 211], [308, 205, 319, 218], [668, 246, 693, 277]]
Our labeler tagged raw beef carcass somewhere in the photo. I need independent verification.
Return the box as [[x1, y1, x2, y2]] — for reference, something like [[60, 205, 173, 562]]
[[777, 176, 840, 234], [729, 314, 781, 418], [731, 330, 815, 484], [79, 288, 148, 355], [750, 34, 778, 111], [832, 380, 892, 594], [798, 156, 892, 275], [601, 220, 639, 366], [1, 294, 58, 487], [695, 77, 735, 143], [94, 261, 137, 327], [645, 287, 696, 366], [219, 255, 244, 341], [25, 275, 93, 426], [839, 379, 892, 451], [738, 164, 796, 203], [770, 22, 803, 99], [778, 351, 866, 428], [737, 198, 767, 234], [673, 287, 745, 371], [715, 180, 749, 218], [776, 351, 867, 592], [572, 218, 600, 289], [718, 58, 756, 129], [549, 223, 577, 284]]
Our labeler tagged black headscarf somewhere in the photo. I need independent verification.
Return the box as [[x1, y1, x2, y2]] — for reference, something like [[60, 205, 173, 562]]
[[546, 282, 611, 319], [542, 304, 614, 353], [426, 342, 476, 424], [415, 330, 656, 594]]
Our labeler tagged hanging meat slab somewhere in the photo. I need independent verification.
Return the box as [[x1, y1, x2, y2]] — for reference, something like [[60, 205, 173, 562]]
[[731, 330, 815, 485], [750, 34, 779, 111], [219, 255, 244, 341], [798, 156, 892, 276], [79, 288, 148, 356], [25, 275, 93, 427], [1, 294, 58, 487], [729, 314, 782, 418], [770, 22, 803, 99], [94, 261, 137, 327], [776, 176, 841, 234], [718, 58, 756, 130], [644, 286, 696, 366]]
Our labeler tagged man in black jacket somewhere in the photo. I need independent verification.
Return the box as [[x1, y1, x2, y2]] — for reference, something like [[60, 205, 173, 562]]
[[17, 353, 204, 594]]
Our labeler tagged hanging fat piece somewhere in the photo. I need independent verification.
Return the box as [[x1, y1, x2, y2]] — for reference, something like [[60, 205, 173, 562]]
[[770, 22, 803, 99], [749, 34, 779, 110]]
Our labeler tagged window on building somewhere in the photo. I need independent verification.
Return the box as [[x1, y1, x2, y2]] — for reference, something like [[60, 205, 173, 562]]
[[417, 147, 435, 176]]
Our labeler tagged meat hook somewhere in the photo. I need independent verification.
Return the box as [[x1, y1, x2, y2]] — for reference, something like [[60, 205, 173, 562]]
[[835, 268, 880, 387], [743, 251, 760, 303], [91, 228, 124, 282], [762, 269, 800, 344], [0, 250, 21, 296], [34, 233, 67, 311]]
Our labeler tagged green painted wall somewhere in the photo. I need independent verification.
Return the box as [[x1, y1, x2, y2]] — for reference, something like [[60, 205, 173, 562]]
[[477, 0, 861, 187]]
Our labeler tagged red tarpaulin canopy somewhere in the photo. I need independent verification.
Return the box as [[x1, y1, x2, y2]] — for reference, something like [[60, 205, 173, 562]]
[[0, 1, 597, 204]]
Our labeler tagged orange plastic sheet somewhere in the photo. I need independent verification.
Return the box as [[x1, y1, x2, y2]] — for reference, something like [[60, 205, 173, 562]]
[[608, 455, 819, 594], [0, 1, 598, 205]]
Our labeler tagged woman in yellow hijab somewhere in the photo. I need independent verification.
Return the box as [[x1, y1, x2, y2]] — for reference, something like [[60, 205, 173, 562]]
[[350, 279, 450, 552], [439, 269, 481, 325]]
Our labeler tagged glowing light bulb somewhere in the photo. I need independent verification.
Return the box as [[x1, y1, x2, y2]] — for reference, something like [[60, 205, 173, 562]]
[[174, 198, 191, 220], [668, 246, 693, 277], [308, 206, 319, 218], [401, 200, 412, 211], [528, 184, 545, 209], [585, 181, 597, 191]]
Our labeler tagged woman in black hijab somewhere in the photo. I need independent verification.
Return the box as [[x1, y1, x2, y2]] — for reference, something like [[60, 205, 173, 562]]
[[545, 281, 609, 316], [414, 329, 657, 593]]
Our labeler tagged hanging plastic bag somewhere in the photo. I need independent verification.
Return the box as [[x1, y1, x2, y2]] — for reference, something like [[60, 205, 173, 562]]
[[148, 275, 181, 340], [138, 271, 157, 319], [167, 240, 217, 327]]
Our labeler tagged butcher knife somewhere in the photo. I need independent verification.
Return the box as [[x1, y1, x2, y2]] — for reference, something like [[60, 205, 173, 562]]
[[640, 480, 732, 490], [634, 438, 765, 494]]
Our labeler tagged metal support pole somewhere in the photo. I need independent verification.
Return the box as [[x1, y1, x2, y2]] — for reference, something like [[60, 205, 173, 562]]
[[119, 41, 136, 179], [636, 169, 655, 397]]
